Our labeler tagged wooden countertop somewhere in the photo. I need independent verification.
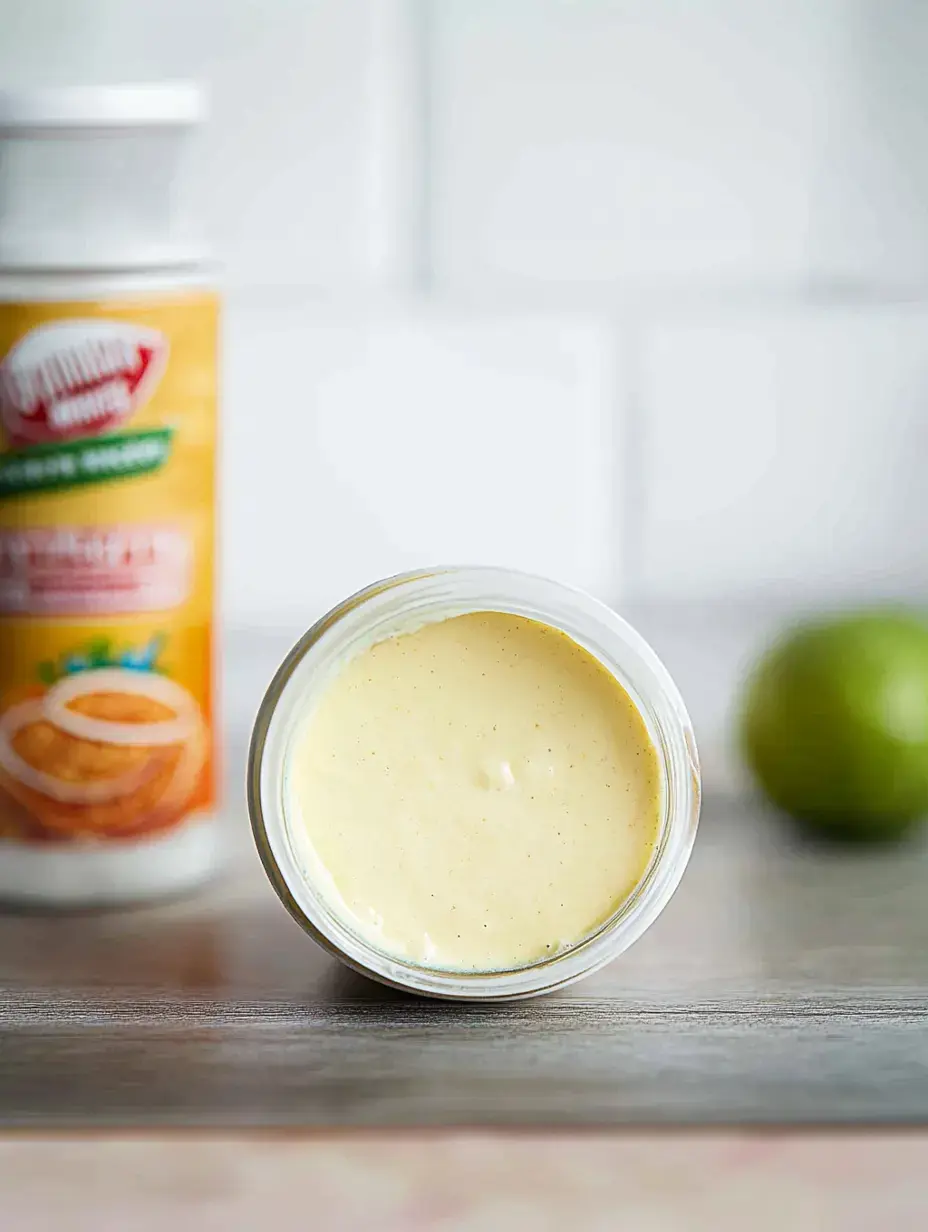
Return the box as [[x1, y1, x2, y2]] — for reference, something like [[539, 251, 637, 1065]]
[[2, 714, 927, 1127]]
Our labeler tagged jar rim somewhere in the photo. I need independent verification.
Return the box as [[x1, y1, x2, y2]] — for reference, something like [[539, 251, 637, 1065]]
[[248, 566, 701, 1001]]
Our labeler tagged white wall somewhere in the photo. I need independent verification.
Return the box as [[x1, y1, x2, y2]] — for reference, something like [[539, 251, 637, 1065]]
[[3, 0, 928, 627]]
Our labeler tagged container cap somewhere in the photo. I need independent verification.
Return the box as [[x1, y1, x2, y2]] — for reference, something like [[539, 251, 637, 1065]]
[[0, 81, 209, 271], [0, 82, 205, 134]]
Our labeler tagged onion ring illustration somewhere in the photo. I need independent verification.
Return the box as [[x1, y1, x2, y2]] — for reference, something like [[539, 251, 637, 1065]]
[[0, 670, 207, 841], [0, 700, 163, 804], [44, 669, 200, 746]]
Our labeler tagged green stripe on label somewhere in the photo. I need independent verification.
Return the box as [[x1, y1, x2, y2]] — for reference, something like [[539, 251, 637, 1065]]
[[0, 428, 173, 498]]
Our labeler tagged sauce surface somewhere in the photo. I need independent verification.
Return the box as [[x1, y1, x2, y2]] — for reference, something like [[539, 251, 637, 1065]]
[[289, 612, 661, 972]]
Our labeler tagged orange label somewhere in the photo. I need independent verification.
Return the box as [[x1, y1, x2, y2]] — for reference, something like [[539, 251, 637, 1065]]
[[0, 292, 218, 844]]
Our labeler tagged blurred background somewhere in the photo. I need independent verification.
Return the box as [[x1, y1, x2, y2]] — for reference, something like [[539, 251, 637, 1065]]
[[4, 0, 928, 790]]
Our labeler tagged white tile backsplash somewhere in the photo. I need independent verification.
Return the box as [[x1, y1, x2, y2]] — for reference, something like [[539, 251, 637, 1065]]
[[637, 307, 928, 602], [4, 1, 928, 617], [429, 0, 928, 293], [0, 0, 420, 290], [11, 1, 928, 295], [222, 301, 615, 625], [195, 2, 377, 289]]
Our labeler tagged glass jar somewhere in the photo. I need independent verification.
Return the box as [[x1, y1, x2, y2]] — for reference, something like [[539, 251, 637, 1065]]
[[248, 567, 700, 1000]]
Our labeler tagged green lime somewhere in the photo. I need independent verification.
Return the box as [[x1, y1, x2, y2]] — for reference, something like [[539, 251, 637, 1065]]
[[740, 611, 928, 841]]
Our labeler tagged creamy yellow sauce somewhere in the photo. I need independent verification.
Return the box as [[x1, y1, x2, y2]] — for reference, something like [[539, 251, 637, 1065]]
[[288, 612, 661, 972]]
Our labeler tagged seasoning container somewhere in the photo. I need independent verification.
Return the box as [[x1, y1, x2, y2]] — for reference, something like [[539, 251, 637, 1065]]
[[249, 567, 700, 1000], [0, 85, 220, 904]]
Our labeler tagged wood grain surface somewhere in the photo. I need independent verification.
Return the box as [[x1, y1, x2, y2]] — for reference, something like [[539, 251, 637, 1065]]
[[1, 700, 928, 1127]]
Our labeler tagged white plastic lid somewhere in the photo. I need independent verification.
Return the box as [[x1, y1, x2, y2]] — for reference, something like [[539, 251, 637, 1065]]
[[0, 82, 209, 271], [0, 82, 205, 133]]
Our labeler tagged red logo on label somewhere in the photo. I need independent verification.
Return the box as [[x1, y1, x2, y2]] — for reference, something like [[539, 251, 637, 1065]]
[[0, 320, 169, 449]]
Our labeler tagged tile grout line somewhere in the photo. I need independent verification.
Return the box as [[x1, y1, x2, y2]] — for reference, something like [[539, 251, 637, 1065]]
[[613, 317, 648, 608], [363, 0, 434, 293], [413, 0, 436, 294], [216, 282, 928, 317]]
